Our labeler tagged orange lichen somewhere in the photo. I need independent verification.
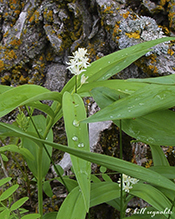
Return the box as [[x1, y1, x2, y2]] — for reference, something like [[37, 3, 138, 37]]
[[0, 60, 5, 72], [145, 159, 153, 168], [125, 31, 140, 39], [43, 10, 53, 23], [168, 48, 174, 55], [168, 12, 175, 28], [5, 50, 17, 60], [122, 11, 130, 19], [150, 54, 157, 64], [149, 65, 158, 74], [10, 39, 22, 47]]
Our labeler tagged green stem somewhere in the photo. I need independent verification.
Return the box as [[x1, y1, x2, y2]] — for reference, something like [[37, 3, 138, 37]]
[[119, 119, 124, 219], [37, 146, 43, 218], [25, 105, 70, 193], [75, 75, 78, 93]]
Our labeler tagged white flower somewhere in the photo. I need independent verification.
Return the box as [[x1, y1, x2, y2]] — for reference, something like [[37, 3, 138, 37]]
[[66, 48, 90, 75], [81, 74, 88, 85], [118, 174, 139, 193]]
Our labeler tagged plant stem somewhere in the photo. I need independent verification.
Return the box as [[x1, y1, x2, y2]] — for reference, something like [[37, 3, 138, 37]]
[[75, 75, 78, 93], [37, 146, 43, 218], [119, 119, 124, 219]]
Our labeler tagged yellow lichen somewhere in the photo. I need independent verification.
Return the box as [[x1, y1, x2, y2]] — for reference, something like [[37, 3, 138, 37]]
[[122, 11, 130, 19], [168, 48, 174, 55], [125, 31, 140, 39], [5, 50, 17, 60], [149, 65, 158, 74], [0, 60, 4, 71], [10, 39, 22, 47], [145, 159, 153, 168]]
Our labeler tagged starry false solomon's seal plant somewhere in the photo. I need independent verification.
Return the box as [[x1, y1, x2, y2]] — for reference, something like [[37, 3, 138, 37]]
[[66, 48, 90, 92], [0, 37, 175, 219]]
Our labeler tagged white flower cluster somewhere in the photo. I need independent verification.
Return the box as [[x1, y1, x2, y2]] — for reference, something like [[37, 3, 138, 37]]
[[66, 48, 90, 84], [118, 174, 139, 193]]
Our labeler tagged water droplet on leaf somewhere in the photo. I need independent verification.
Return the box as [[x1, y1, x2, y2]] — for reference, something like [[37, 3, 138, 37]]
[[73, 120, 79, 127], [78, 143, 84, 148], [72, 136, 78, 141]]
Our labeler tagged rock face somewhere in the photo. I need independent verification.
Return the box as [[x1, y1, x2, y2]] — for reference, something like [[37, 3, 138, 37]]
[[0, 0, 174, 86]]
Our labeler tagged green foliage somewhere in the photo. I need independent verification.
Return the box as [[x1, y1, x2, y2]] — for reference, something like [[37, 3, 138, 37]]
[[0, 36, 175, 219]]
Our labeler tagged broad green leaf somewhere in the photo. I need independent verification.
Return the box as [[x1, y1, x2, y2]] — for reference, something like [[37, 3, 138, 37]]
[[0, 145, 34, 160], [56, 177, 78, 192], [0, 85, 12, 94], [27, 101, 54, 118], [82, 84, 175, 123], [78, 80, 147, 97], [62, 37, 175, 94], [0, 208, 10, 218], [90, 182, 120, 207], [128, 74, 175, 85], [21, 214, 41, 219], [150, 166, 175, 179], [62, 92, 91, 212], [0, 184, 19, 201], [0, 84, 61, 118], [150, 145, 169, 166], [1, 122, 175, 192], [43, 181, 53, 198], [114, 110, 175, 146], [22, 115, 53, 179], [155, 186, 175, 202], [10, 197, 29, 211], [89, 85, 175, 146], [0, 177, 12, 187], [130, 183, 175, 218], [56, 186, 86, 219], [43, 212, 57, 219]]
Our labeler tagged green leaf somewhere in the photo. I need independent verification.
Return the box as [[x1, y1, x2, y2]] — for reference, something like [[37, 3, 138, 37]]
[[43, 212, 57, 219], [62, 37, 175, 94], [90, 182, 120, 207], [0, 84, 61, 118], [1, 122, 175, 192], [0, 177, 12, 187], [0, 145, 34, 161], [27, 101, 54, 118], [82, 84, 175, 123], [0, 153, 8, 162], [56, 186, 86, 219], [150, 166, 175, 179], [150, 145, 169, 166], [130, 183, 175, 218], [21, 214, 41, 219], [62, 92, 91, 212], [128, 74, 175, 85], [10, 197, 29, 211], [86, 85, 175, 146], [0, 85, 12, 94], [22, 115, 53, 179], [0, 184, 19, 201], [114, 110, 175, 146], [78, 80, 147, 97], [56, 177, 78, 192], [0, 208, 10, 218], [43, 181, 53, 198]]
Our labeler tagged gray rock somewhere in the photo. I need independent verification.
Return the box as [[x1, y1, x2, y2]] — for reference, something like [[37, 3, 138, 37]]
[[44, 64, 67, 92]]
